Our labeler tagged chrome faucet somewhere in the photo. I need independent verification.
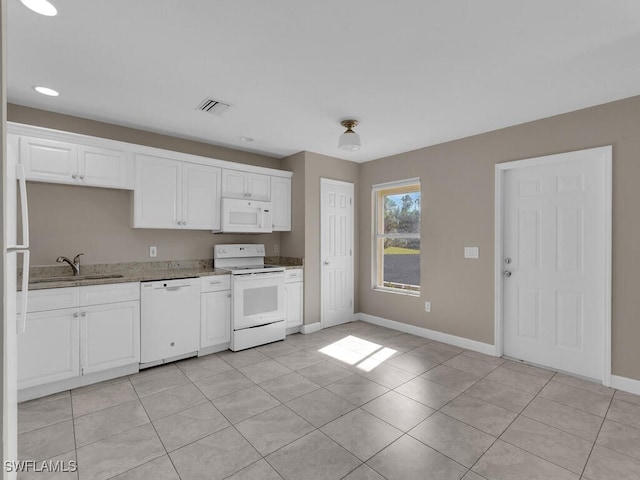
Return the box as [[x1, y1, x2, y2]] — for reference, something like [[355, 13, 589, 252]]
[[56, 253, 84, 276]]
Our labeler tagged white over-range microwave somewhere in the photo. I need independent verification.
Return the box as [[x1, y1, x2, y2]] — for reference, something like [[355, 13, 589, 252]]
[[216, 198, 273, 233]]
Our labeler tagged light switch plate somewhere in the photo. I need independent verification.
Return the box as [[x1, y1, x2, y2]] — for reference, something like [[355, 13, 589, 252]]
[[464, 247, 479, 259], [149, 246, 157, 257]]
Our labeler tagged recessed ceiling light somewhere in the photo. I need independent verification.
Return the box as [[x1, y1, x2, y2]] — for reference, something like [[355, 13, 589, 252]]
[[19, 0, 58, 16], [239, 136, 254, 143], [34, 86, 59, 96]]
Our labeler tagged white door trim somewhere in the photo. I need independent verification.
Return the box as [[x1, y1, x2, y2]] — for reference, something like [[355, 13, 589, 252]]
[[494, 146, 612, 386], [320, 178, 355, 329]]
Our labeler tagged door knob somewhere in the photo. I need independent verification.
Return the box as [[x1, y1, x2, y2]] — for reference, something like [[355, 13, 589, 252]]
[[503, 270, 512, 278], [323, 260, 330, 265]]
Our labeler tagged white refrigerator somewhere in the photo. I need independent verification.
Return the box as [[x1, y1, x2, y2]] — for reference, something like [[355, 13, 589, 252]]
[[3, 133, 30, 478]]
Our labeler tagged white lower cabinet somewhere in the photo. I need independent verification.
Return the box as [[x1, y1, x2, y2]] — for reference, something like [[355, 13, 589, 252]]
[[285, 269, 303, 329], [18, 308, 80, 390], [17, 283, 140, 393], [200, 275, 231, 350], [80, 301, 140, 375]]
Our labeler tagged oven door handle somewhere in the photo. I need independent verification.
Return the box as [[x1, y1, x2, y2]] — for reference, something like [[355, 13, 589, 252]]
[[232, 272, 285, 281]]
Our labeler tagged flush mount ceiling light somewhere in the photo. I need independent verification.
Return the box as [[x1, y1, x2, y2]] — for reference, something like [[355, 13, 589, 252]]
[[338, 119, 361, 152], [19, 0, 58, 16], [34, 86, 59, 96]]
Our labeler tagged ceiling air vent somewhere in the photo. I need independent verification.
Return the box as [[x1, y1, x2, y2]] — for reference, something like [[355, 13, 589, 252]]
[[196, 97, 231, 116]]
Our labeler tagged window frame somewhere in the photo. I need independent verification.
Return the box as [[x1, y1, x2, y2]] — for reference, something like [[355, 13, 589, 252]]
[[371, 178, 421, 296]]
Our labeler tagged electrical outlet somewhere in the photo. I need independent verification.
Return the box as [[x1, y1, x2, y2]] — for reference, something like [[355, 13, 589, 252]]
[[464, 247, 479, 259], [149, 246, 157, 258], [425, 301, 431, 312], [274, 244, 279, 254]]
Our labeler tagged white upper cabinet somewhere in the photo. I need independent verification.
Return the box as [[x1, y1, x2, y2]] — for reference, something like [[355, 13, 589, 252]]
[[20, 136, 133, 189], [134, 154, 182, 228], [271, 176, 291, 231], [182, 162, 221, 230], [222, 169, 271, 201], [133, 154, 221, 230], [20, 136, 77, 184], [78, 145, 134, 189]]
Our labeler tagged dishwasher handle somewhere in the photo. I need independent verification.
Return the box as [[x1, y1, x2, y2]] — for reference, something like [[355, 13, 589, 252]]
[[165, 285, 187, 291], [142, 278, 196, 290]]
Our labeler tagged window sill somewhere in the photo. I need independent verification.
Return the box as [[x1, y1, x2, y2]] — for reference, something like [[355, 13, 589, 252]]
[[373, 286, 420, 297]]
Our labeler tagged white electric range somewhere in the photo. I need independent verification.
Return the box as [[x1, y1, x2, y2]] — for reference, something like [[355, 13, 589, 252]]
[[214, 244, 286, 351]]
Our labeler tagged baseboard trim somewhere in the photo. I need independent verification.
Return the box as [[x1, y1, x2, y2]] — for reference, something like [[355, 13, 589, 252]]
[[611, 375, 640, 396], [355, 313, 498, 356], [301, 322, 322, 334], [18, 363, 139, 402]]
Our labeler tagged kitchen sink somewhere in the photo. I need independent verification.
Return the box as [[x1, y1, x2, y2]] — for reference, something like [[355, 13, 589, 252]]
[[30, 274, 125, 283]]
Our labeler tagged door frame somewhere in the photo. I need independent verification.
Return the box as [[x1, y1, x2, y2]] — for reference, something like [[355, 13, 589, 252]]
[[494, 146, 612, 385], [320, 178, 355, 329]]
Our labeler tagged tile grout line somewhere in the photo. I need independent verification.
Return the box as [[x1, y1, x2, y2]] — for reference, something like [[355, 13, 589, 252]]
[[127, 374, 183, 480], [462, 367, 559, 477], [578, 392, 615, 479]]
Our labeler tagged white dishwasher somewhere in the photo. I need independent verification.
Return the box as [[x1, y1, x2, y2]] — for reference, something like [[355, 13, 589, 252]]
[[140, 278, 200, 366]]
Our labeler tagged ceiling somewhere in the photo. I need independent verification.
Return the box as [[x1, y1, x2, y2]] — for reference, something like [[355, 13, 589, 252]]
[[7, 1, 640, 163]]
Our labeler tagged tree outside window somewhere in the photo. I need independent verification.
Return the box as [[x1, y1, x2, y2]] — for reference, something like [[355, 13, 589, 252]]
[[373, 180, 420, 294]]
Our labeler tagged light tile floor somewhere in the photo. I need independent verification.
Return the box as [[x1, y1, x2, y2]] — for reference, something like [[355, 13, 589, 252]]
[[17, 321, 640, 480]]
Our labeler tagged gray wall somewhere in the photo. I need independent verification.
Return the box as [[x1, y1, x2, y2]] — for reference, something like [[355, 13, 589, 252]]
[[25, 183, 280, 266], [280, 151, 359, 324], [358, 94, 640, 381], [8, 105, 284, 266], [8, 104, 282, 169]]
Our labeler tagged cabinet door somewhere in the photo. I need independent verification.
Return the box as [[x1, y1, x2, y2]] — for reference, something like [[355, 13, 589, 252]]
[[133, 154, 182, 228], [271, 176, 291, 231], [221, 169, 247, 199], [78, 145, 133, 190], [18, 308, 80, 389], [247, 173, 271, 201], [285, 282, 303, 328], [182, 163, 222, 230], [201, 290, 231, 349], [20, 136, 78, 184], [80, 301, 140, 375]]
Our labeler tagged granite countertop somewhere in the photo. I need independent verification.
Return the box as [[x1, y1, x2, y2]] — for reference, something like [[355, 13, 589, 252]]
[[21, 258, 304, 291]]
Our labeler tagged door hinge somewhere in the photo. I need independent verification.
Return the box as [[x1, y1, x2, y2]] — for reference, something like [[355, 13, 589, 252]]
[[350, 249, 352, 256], [350, 300, 353, 307], [350, 197, 353, 205]]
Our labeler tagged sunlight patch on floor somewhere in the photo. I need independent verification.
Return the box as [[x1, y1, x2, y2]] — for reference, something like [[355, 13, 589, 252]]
[[317, 335, 397, 372]]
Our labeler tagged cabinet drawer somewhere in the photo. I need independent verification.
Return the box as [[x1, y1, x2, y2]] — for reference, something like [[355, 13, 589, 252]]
[[17, 287, 79, 314], [200, 275, 231, 293], [285, 269, 303, 283], [80, 282, 140, 306]]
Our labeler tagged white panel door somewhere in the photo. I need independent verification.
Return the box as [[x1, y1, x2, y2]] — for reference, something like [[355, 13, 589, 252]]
[[18, 308, 80, 389], [78, 145, 132, 189], [182, 163, 221, 230], [134, 154, 182, 228], [200, 290, 231, 349], [321, 179, 354, 328], [502, 148, 609, 380], [80, 301, 140, 375], [20, 136, 78, 184]]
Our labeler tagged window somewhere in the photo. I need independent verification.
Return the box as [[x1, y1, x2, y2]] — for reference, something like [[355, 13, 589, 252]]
[[373, 179, 421, 294]]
